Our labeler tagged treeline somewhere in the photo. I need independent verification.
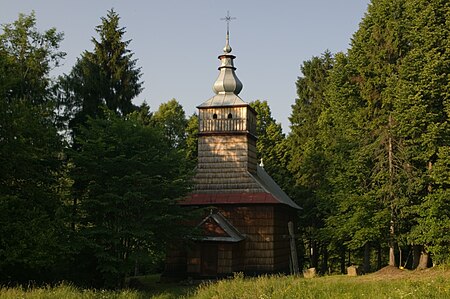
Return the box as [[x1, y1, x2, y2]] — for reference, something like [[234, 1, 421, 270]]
[[283, 0, 450, 273], [0, 10, 197, 287]]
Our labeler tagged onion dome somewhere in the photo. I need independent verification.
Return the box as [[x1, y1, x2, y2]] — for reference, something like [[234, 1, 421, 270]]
[[198, 30, 246, 108]]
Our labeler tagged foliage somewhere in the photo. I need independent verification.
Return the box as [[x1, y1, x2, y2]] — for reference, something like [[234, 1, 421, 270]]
[[287, 52, 335, 270], [0, 13, 68, 283], [185, 113, 199, 162], [249, 100, 291, 190], [394, 0, 450, 262], [70, 110, 191, 287], [0, 12, 65, 105], [287, 0, 450, 271], [152, 99, 188, 150]]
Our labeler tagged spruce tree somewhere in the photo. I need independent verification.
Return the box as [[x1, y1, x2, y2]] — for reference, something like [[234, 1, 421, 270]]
[[288, 53, 334, 271], [60, 9, 143, 135]]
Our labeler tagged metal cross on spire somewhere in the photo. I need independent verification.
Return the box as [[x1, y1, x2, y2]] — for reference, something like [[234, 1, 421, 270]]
[[221, 11, 236, 34]]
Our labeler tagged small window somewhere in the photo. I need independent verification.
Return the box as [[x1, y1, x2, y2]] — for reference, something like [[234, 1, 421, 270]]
[[213, 113, 217, 119], [227, 113, 233, 119]]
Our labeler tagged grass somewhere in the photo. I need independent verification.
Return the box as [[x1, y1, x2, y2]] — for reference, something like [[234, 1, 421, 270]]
[[0, 275, 192, 299], [0, 284, 142, 299], [1, 268, 450, 299], [192, 268, 450, 299]]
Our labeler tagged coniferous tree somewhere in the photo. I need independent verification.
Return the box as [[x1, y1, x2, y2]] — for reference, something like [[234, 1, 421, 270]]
[[60, 9, 142, 136], [288, 53, 334, 271], [394, 0, 450, 267], [320, 0, 449, 270]]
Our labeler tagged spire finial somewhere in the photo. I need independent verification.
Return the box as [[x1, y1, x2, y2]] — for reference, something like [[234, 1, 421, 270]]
[[221, 11, 236, 35], [221, 11, 236, 53]]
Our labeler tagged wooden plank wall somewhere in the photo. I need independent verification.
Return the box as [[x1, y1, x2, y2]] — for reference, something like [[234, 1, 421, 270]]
[[164, 245, 187, 276], [186, 244, 201, 274], [217, 244, 233, 274], [220, 205, 285, 273], [273, 206, 296, 272], [186, 243, 240, 276]]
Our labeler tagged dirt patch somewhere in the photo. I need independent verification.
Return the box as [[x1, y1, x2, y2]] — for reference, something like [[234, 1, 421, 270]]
[[373, 265, 407, 276], [360, 266, 450, 282]]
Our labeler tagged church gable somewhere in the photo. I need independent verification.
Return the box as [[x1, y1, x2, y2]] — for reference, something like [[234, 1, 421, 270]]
[[196, 211, 245, 243]]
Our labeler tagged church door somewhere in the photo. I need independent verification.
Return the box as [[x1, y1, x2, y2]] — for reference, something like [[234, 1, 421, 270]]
[[201, 244, 218, 276]]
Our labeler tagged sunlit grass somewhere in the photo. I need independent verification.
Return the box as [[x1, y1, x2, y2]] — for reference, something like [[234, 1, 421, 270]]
[[2, 269, 450, 299], [190, 270, 450, 299], [0, 284, 143, 299]]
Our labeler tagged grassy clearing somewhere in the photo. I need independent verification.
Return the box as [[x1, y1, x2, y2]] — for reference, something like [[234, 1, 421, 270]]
[[2, 268, 450, 299], [192, 268, 450, 299]]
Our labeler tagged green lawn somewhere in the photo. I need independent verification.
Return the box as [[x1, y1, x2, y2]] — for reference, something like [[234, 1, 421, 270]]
[[1, 268, 450, 299]]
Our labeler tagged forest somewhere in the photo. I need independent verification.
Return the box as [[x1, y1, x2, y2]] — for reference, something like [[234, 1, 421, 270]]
[[1, 0, 449, 288]]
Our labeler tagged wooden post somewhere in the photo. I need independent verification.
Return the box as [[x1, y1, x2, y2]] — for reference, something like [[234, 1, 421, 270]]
[[288, 221, 299, 275]]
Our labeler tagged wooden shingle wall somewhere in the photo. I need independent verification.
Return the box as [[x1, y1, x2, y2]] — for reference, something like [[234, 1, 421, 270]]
[[195, 135, 258, 192]]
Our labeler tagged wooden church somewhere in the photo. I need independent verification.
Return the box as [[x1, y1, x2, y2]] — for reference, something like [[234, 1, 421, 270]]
[[164, 28, 300, 278]]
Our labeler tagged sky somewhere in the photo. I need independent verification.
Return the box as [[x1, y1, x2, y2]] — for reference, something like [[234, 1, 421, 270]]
[[1, 0, 370, 132]]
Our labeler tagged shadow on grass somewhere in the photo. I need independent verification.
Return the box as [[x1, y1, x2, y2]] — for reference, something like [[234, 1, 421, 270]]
[[127, 274, 196, 299]]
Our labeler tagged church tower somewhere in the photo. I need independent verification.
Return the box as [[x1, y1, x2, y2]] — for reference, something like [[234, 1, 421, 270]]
[[165, 24, 300, 278], [195, 30, 261, 194]]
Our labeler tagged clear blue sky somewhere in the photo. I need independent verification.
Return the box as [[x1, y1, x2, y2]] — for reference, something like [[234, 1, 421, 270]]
[[1, 0, 370, 132]]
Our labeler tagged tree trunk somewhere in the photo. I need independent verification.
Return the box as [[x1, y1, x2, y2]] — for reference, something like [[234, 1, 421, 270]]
[[347, 249, 351, 266], [321, 245, 329, 274], [417, 250, 429, 270], [389, 241, 396, 266], [388, 114, 396, 267], [340, 247, 346, 274], [71, 197, 77, 230], [364, 243, 371, 273], [311, 240, 319, 269], [377, 244, 382, 270], [288, 222, 299, 275], [134, 259, 139, 276], [297, 238, 305, 271]]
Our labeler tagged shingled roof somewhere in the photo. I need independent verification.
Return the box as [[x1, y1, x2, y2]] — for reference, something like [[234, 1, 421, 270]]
[[182, 165, 301, 210]]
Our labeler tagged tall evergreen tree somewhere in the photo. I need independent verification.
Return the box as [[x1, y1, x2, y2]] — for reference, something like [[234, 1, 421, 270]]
[[321, 0, 449, 270], [394, 0, 450, 267], [288, 53, 334, 271], [60, 9, 142, 136]]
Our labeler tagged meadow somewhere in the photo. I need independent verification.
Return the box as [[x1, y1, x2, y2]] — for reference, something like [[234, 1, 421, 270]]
[[1, 267, 450, 299]]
